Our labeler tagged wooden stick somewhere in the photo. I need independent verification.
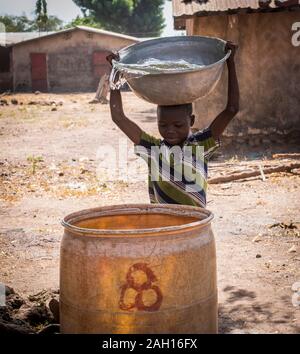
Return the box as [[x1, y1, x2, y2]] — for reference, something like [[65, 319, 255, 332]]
[[272, 153, 300, 160], [258, 164, 266, 181], [0, 91, 10, 98], [208, 163, 300, 184]]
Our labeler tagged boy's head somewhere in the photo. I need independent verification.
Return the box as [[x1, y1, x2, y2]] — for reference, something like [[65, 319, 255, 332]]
[[157, 103, 195, 146]]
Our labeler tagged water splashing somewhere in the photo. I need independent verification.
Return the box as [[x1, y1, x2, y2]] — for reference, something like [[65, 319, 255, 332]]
[[109, 58, 205, 90]]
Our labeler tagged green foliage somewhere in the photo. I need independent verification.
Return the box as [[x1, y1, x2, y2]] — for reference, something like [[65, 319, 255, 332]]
[[64, 15, 101, 29], [27, 155, 43, 175], [0, 14, 63, 32], [35, 0, 48, 31], [0, 15, 33, 32], [32, 15, 63, 31], [72, 0, 166, 37]]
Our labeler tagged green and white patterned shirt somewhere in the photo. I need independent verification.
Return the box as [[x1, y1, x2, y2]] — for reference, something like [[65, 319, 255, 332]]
[[134, 127, 220, 208]]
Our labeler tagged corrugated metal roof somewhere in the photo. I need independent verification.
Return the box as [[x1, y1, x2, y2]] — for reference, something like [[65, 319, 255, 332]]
[[173, 0, 300, 18], [0, 32, 53, 47], [0, 26, 140, 48], [75, 26, 141, 41]]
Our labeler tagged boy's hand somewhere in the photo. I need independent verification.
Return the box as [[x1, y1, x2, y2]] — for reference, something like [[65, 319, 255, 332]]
[[225, 41, 238, 60], [106, 52, 121, 89], [106, 52, 120, 67]]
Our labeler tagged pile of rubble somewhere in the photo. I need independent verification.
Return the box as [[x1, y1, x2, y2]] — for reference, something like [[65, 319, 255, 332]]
[[0, 286, 60, 334], [0, 98, 63, 107]]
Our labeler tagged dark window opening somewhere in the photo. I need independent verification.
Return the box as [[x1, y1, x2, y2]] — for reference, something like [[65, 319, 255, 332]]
[[0, 47, 11, 73]]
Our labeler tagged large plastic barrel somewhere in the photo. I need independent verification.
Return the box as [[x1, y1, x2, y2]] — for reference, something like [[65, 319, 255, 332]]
[[60, 204, 217, 333]]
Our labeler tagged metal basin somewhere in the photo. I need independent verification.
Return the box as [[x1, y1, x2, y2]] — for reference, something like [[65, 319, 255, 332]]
[[113, 36, 230, 106]]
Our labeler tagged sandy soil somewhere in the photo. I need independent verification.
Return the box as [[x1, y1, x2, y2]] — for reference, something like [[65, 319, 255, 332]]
[[0, 92, 299, 333]]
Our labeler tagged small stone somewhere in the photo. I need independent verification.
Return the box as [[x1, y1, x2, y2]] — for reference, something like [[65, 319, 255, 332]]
[[51, 107, 57, 112], [11, 99, 18, 105], [5, 285, 15, 296], [58, 171, 64, 177], [0, 99, 8, 105], [256, 254, 262, 258], [22, 304, 53, 326], [8, 295, 24, 309], [252, 234, 262, 243], [265, 262, 271, 269], [288, 245, 297, 253], [35, 91, 41, 95], [49, 299, 59, 323]]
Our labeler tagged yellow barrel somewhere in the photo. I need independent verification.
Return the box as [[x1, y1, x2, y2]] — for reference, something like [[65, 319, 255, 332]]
[[60, 204, 217, 334]]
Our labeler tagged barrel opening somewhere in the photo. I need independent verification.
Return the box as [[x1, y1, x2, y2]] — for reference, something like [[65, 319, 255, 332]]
[[62, 204, 213, 236], [74, 213, 199, 231]]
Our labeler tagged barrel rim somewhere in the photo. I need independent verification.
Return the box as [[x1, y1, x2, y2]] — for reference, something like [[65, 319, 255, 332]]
[[61, 204, 214, 237]]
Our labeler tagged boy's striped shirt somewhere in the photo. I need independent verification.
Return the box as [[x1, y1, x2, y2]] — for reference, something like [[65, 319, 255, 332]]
[[134, 127, 220, 208]]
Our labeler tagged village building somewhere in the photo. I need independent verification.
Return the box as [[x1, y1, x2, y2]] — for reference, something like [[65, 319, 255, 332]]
[[172, 0, 300, 145], [0, 32, 47, 92], [0, 26, 140, 92]]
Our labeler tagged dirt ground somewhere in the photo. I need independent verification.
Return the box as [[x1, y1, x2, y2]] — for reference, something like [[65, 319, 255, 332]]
[[0, 92, 299, 334]]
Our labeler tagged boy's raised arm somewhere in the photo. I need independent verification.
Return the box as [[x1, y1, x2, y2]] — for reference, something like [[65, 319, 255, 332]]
[[110, 89, 143, 145], [106, 53, 143, 145], [209, 41, 240, 141]]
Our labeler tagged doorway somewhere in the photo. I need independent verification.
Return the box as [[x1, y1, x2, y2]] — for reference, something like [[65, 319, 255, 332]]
[[30, 53, 48, 92]]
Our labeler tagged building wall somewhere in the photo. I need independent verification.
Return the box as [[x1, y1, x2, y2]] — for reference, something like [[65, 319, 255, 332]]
[[188, 11, 300, 140], [12, 29, 138, 92], [0, 47, 13, 92]]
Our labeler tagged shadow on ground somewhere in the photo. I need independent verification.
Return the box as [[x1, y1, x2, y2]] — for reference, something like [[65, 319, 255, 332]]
[[218, 286, 299, 334]]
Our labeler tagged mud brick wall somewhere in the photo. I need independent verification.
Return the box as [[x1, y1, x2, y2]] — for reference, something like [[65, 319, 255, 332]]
[[187, 11, 300, 137], [12, 29, 137, 92], [48, 46, 99, 92]]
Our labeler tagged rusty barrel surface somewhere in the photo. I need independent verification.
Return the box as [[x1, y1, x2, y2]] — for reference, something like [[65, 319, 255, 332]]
[[60, 204, 217, 333]]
